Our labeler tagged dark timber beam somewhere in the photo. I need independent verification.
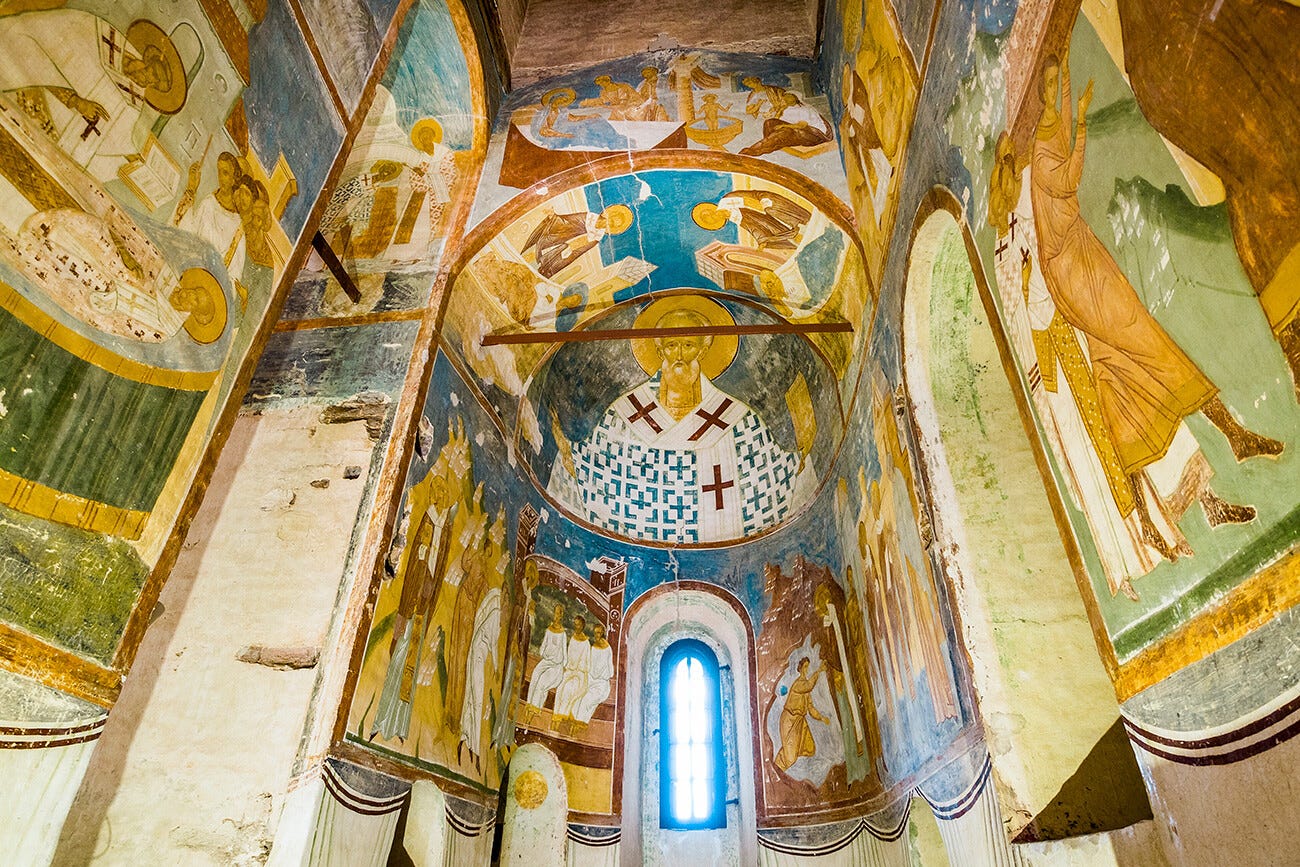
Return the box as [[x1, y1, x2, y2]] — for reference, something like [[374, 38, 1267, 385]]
[[311, 232, 362, 304], [481, 321, 853, 346]]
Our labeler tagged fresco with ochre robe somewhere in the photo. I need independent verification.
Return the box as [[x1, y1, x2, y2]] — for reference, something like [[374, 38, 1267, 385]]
[[346, 349, 529, 798], [942, 0, 1300, 660], [820, 0, 921, 287], [281, 0, 483, 321], [0, 0, 341, 667], [443, 167, 871, 458]]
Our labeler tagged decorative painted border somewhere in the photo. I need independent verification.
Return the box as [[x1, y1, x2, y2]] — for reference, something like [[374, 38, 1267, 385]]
[[322, 760, 410, 816], [0, 714, 108, 750], [1123, 686, 1300, 767], [915, 753, 992, 822]]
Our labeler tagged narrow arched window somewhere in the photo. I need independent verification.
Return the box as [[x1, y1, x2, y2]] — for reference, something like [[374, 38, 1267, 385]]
[[659, 638, 725, 829]]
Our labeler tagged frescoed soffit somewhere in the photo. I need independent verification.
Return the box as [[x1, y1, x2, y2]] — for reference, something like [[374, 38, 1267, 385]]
[[441, 159, 874, 549]]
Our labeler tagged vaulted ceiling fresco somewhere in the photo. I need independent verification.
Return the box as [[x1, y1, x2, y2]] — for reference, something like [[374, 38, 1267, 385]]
[[441, 162, 871, 545], [339, 2, 977, 837]]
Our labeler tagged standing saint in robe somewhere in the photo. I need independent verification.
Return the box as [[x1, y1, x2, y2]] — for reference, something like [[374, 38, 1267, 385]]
[[371, 502, 455, 742], [1028, 50, 1281, 570], [457, 527, 506, 772], [444, 502, 492, 731]]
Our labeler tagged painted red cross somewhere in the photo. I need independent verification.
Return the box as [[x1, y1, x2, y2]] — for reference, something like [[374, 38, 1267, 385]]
[[626, 394, 662, 433], [702, 464, 734, 511], [80, 113, 102, 140], [688, 398, 733, 442], [117, 81, 144, 106], [102, 32, 121, 65]]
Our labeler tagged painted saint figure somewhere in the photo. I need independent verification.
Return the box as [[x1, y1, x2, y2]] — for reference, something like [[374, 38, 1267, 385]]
[[739, 87, 832, 157], [522, 204, 633, 280], [774, 657, 828, 772], [524, 603, 568, 719], [548, 297, 816, 543], [552, 614, 591, 730], [370, 503, 455, 742], [0, 11, 187, 185], [532, 87, 629, 151], [1028, 50, 1281, 580], [572, 622, 614, 727]]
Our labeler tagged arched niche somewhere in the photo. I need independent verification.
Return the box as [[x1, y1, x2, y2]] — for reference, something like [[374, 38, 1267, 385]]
[[899, 192, 1146, 841], [617, 582, 759, 865]]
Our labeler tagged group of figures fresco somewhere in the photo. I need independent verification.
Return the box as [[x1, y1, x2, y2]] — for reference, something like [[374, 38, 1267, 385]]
[[357, 414, 518, 784], [944, 0, 1300, 652], [0, 0, 338, 665], [440, 168, 870, 549], [492, 51, 844, 197], [832, 0, 918, 282], [340, 0, 979, 828]]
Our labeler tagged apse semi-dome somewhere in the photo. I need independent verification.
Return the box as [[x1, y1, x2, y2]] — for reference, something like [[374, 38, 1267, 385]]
[[441, 159, 872, 545]]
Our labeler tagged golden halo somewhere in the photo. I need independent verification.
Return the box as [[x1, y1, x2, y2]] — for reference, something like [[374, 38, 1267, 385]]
[[410, 118, 444, 152], [541, 87, 576, 108], [598, 203, 633, 235], [631, 295, 737, 380], [691, 201, 727, 231], [170, 268, 227, 344], [126, 20, 187, 115]]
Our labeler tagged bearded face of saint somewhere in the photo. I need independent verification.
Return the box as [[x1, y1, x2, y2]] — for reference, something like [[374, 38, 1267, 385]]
[[653, 309, 713, 417]]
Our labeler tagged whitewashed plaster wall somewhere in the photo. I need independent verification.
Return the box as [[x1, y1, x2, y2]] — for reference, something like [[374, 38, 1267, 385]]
[[620, 588, 758, 867], [901, 211, 1121, 837], [53, 406, 382, 865], [1128, 713, 1300, 867], [0, 669, 107, 867]]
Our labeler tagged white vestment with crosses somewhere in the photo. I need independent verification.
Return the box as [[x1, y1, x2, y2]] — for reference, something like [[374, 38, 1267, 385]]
[[549, 374, 813, 543]]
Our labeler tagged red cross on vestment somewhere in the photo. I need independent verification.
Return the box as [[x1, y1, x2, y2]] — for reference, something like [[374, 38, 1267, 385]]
[[701, 464, 735, 511], [688, 398, 733, 442], [625, 394, 662, 434]]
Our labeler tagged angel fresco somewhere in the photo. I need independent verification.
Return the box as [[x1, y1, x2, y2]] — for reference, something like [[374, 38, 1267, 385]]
[[837, 0, 916, 276], [984, 49, 1283, 599]]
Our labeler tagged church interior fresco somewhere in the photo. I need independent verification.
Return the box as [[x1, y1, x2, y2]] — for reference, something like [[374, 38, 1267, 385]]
[[1, 0, 1297, 860], [0, 0, 342, 678], [929, 0, 1300, 702], [337, 11, 982, 835]]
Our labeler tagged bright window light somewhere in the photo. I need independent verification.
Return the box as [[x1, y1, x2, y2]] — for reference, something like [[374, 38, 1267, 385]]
[[660, 639, 725, 829]]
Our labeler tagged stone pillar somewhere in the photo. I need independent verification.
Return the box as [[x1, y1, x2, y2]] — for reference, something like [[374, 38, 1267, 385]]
[[266, 758, 407, 867], [401, 779, 449, 865], [500, 743, 567, 866], [0, 670, 107, 867], [921, 756, 1027, 867]]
